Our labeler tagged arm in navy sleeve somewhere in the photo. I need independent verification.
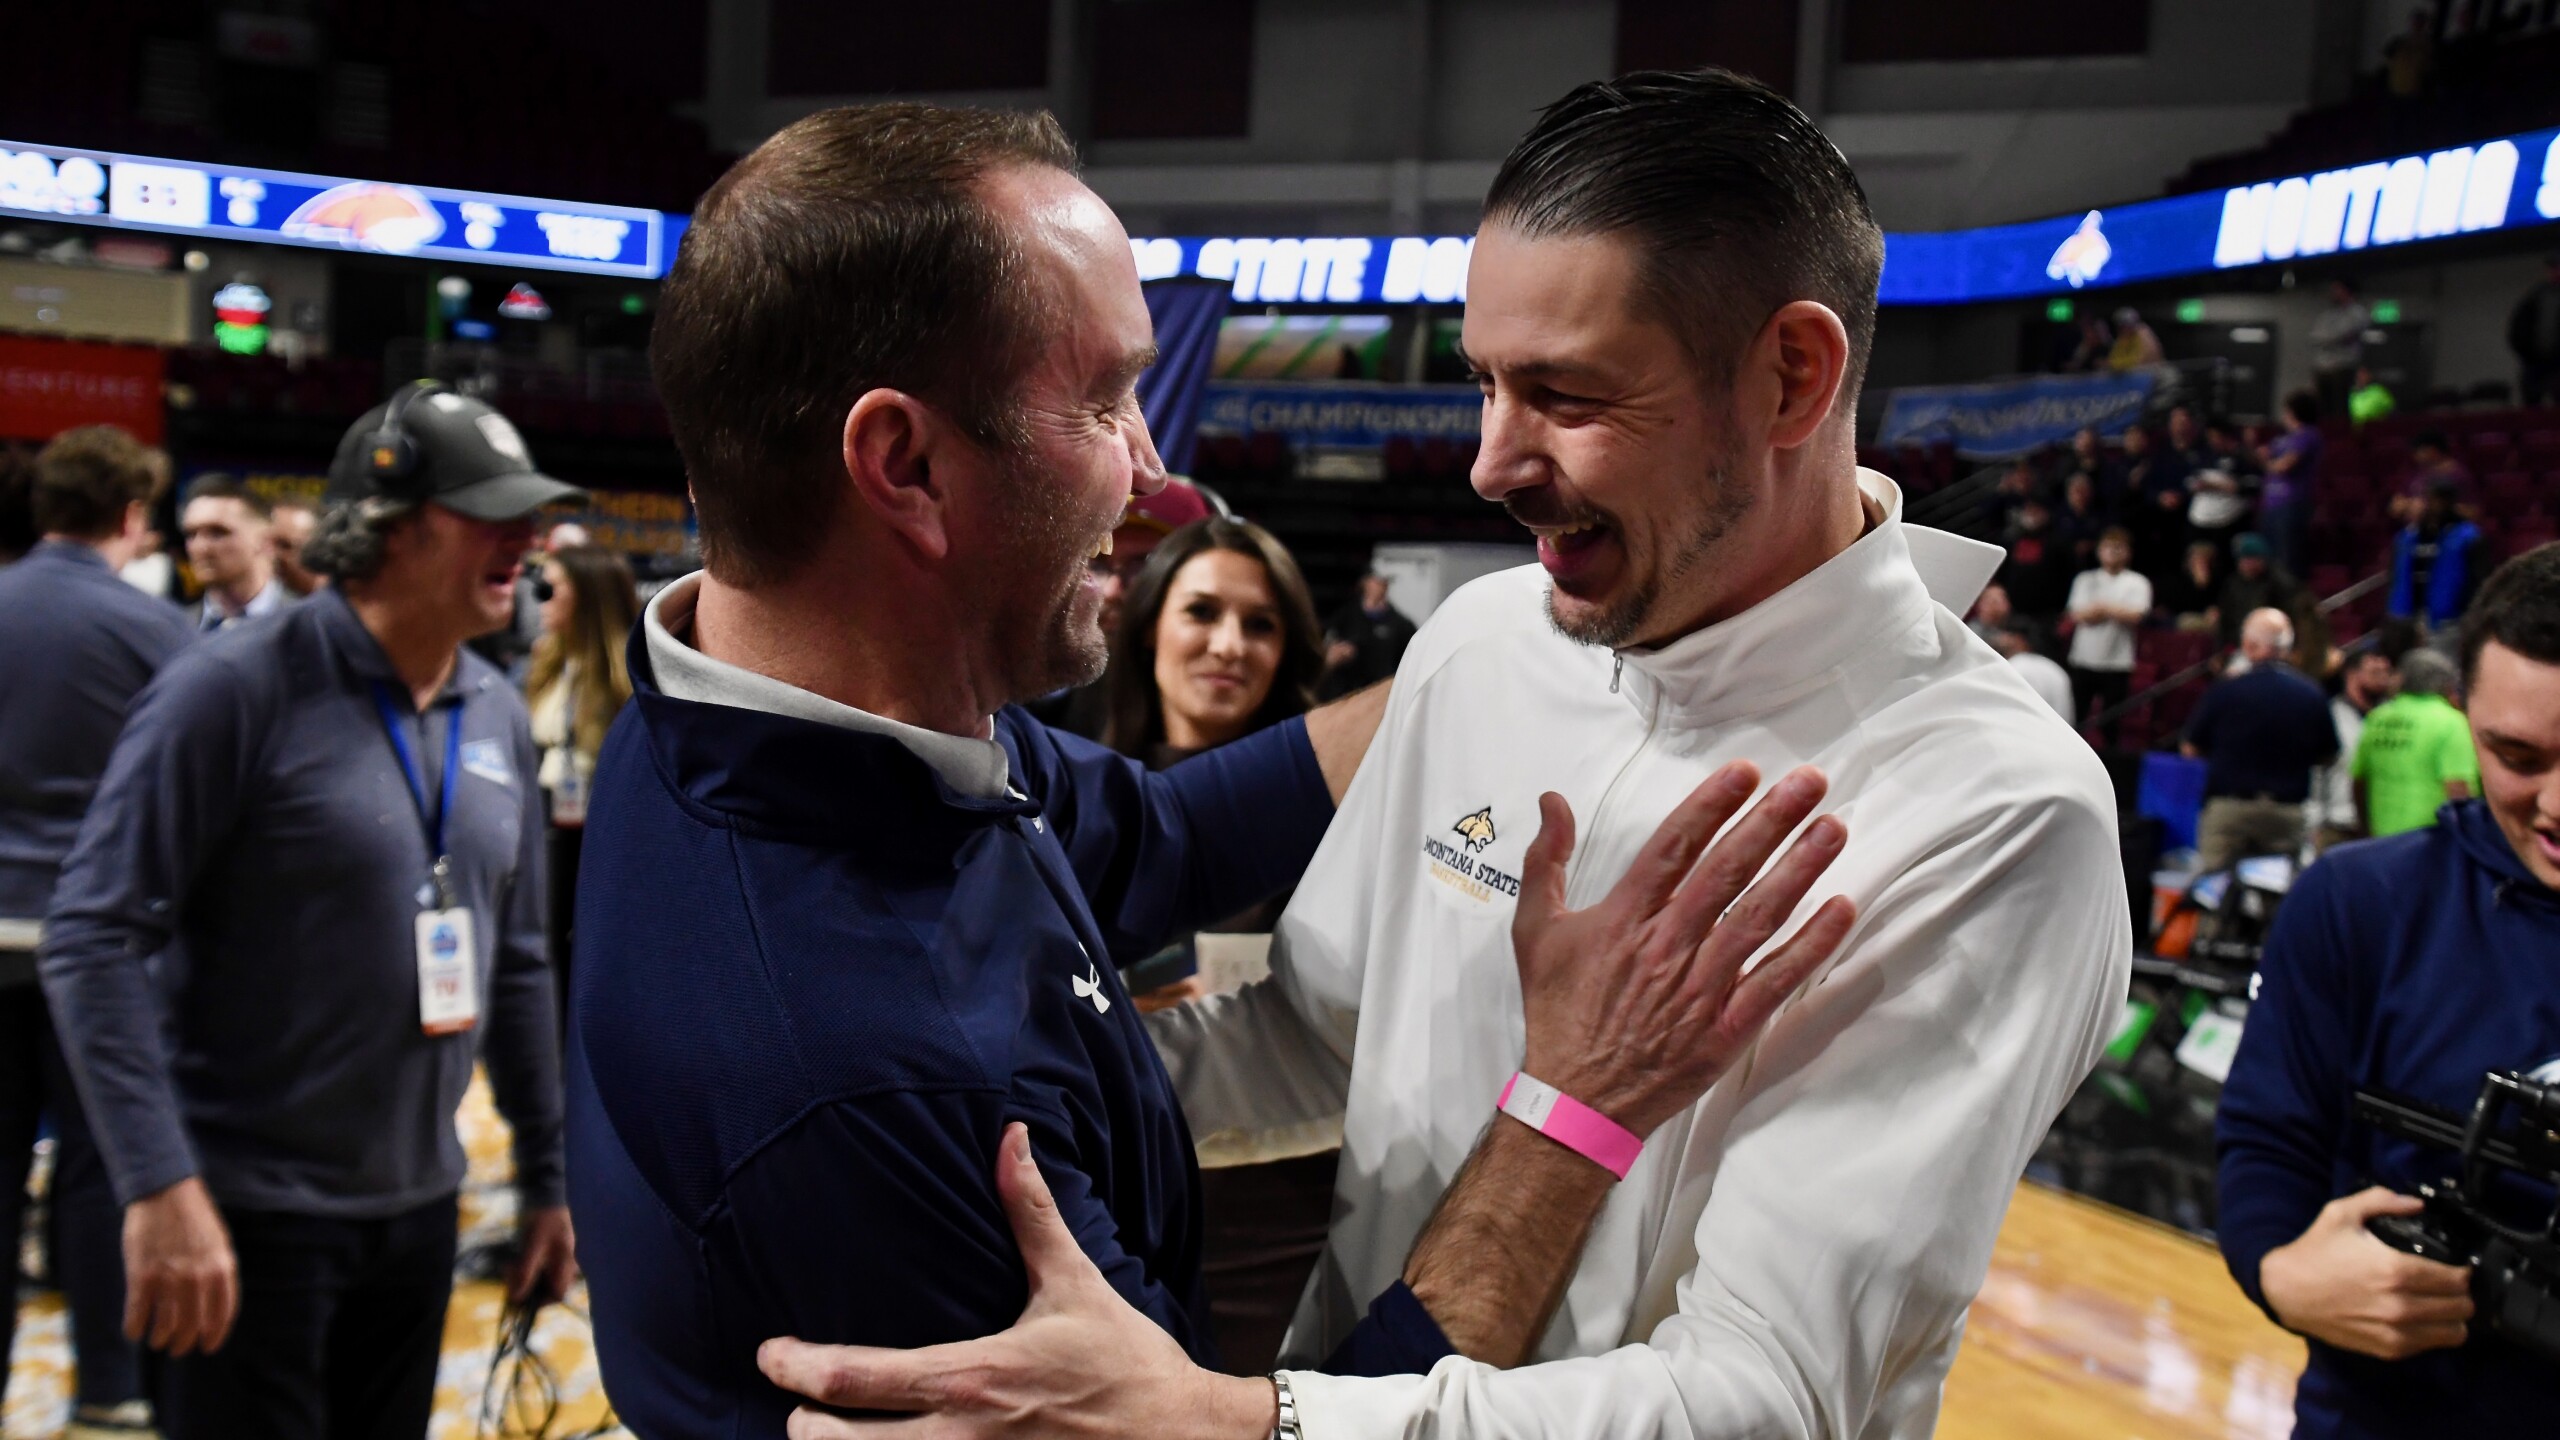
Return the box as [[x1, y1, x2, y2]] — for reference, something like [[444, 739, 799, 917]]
[[481, 710, 566, 1210], [2215, 858, 2363, 1317], [36, 652, 263, 1206], [1017, 714, 1334, 965], [720, 1090, 1211, 1365]]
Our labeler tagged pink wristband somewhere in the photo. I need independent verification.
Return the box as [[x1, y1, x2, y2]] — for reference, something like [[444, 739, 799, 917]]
[[1497, 1071, 1644, 1180]]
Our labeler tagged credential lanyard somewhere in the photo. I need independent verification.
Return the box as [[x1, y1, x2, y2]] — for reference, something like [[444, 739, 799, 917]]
[[370, 681, 464, 911]]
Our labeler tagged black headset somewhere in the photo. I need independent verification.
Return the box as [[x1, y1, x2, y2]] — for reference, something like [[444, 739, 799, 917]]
[[363, 380, 446, 486]]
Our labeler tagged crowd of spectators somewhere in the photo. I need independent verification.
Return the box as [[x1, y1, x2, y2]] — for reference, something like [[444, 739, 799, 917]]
[[1956, 379, 2558, 873]]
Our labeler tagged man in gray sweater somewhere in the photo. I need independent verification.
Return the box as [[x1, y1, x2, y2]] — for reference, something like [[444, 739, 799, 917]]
[[40, 387, 580, 1439]]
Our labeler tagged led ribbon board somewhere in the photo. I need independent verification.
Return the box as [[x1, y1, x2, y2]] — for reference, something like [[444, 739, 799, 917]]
[[1129, 126, 2560, 309], [1875, 125, 2560, 305], [3, 124, 2554, 299], [0, 139, 666, 279]]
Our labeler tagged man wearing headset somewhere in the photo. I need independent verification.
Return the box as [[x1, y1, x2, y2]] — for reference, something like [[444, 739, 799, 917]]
[[41, 385, 581, 1439]]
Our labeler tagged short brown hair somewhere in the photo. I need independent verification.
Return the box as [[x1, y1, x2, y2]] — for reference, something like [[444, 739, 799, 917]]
[[34, 425, 166, 539], [182, 472, 271, 521], [652, 103, 1080, 586], [2461, 541, 2560, 690]]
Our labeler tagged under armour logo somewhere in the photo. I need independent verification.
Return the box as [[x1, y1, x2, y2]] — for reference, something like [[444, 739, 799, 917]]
[[1072, 962, 1111, 1015]]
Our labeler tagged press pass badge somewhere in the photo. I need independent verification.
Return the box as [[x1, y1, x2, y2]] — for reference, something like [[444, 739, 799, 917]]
[[415, 904, 480, 1035]]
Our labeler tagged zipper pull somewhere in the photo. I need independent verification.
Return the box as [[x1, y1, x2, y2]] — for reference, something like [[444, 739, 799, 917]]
[[1610, 654, 1623, 694]]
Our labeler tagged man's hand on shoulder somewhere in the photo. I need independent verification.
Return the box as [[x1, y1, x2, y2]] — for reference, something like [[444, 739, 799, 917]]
[[760, 1123, 1270, 1440], [2260, 1187, 2473, 1360]]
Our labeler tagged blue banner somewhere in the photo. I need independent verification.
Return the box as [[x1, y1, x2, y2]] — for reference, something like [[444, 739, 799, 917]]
[[1876, 369, 2159, 458], [1199, 382, 1480, 448], [1138, 281, 1226, 473]]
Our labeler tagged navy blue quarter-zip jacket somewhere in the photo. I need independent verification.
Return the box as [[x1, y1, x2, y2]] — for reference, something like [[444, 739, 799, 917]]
[[2217, 800, 2560, 1439], [569, 631, 1347, 1437]]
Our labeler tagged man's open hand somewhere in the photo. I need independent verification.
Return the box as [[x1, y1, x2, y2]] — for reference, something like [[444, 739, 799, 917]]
[[1516, 761, 1856, 1138], [759, 1124, 1271, 1440], [2260, 1187, 2473, 1359]]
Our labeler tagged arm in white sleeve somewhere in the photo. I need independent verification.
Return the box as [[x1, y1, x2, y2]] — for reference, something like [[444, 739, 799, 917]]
[[1283, 782, 2131, 1440]]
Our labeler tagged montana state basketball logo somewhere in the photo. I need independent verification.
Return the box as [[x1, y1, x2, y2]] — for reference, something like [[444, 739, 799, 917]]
[[1452, 806, 1496, 852], [1423, 805, 1521, 903], [281, 181, 446, 254]]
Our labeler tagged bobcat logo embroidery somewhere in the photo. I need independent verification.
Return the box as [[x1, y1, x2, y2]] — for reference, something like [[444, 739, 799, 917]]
[[1452, 807, 1497, 852], [1423, 806, 1522, 904], [1072, 961, 1112, 1015]]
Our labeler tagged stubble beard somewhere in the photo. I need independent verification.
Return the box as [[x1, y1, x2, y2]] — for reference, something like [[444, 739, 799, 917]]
[[988, 447, 1114, 704], [1545, 458, 1753, 651]]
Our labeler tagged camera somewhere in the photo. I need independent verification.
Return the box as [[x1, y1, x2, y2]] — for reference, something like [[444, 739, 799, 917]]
[[2355, 1070, 2560, 1363]]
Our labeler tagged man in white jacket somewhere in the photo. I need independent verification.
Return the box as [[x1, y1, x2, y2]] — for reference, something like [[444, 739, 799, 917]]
[[760, 68, 2131, 1440]]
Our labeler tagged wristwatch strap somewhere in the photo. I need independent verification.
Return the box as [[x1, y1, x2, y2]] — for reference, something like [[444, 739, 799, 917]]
[[1497, 1071, 1643, 1180], [1271, 1370, 1303, 1440]]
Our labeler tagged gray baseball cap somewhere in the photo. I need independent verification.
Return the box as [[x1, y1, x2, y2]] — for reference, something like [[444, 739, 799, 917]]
[[325, 385, 587, 521]]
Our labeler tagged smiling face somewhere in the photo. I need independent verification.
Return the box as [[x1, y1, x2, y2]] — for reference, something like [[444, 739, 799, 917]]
[[953, 165, 1166, 704], [2466, 640, 2560, 888], [1461, 226, 1757, 650], [1150, 548, 1284, 750], [374, 503, 538, 642]]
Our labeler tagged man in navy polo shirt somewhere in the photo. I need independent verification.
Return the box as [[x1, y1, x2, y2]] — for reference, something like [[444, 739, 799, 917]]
[[43, 389, 580, 1439], [573, 101, 1855, 1440]]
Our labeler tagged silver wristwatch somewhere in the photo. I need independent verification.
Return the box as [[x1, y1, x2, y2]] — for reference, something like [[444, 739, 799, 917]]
[[1270, 1371, 1303, 1440]]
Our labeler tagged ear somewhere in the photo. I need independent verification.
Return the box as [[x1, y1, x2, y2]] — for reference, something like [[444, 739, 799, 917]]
[[1757, 301, 1853, 453], [842, 388, 955, 564]]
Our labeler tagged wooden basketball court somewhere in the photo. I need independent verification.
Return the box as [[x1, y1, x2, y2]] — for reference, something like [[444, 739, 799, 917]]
[[9, 1081, 2303, 1439]]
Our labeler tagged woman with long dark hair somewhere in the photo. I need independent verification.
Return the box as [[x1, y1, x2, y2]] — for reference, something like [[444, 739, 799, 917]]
[[523, 544, 639, 1008], [1099, 516, 1334, 1375], [1102, 517, 1324, 767]]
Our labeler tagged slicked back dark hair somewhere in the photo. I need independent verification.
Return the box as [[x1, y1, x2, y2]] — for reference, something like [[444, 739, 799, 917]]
[[1483, 68, 1884, 395], [2461, 542, 2560, 690], [652, 103, 1080, 586]]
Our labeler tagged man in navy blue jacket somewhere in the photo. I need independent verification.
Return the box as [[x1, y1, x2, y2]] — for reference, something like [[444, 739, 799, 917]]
[[576, 101, 1856, 1440], [2218, 542, 2560, 1438]]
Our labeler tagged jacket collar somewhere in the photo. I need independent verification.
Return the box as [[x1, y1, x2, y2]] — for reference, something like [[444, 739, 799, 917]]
[[623, 615, 1037, 848], [1613, 470, 2000, 726], [641, 571, 1012, 800], [27, 538, 112, 573]]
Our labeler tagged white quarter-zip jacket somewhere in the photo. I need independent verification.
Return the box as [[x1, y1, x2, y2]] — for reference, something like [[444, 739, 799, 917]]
[[1147, 471, 2132, 1440]]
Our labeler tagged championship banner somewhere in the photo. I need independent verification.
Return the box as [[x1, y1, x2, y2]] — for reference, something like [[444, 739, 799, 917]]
[[0, 335, 163, 443], [543, 488, 693, 560], [198, 467, 692, 561], [1199, 382, 1480, 448], [1875, 369, 2159, 459]]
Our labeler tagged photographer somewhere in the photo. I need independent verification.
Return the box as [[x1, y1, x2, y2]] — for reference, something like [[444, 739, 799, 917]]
[[2216, 542, 2560, 1437]]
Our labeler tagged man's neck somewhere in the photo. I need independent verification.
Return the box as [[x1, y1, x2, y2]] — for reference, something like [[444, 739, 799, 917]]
[[691, 569, 998, 740], [343, 587, 463, 711], [210, 569, 271, 615], [1648, 456, 1869, 643], [45, 531, 136, 569]]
